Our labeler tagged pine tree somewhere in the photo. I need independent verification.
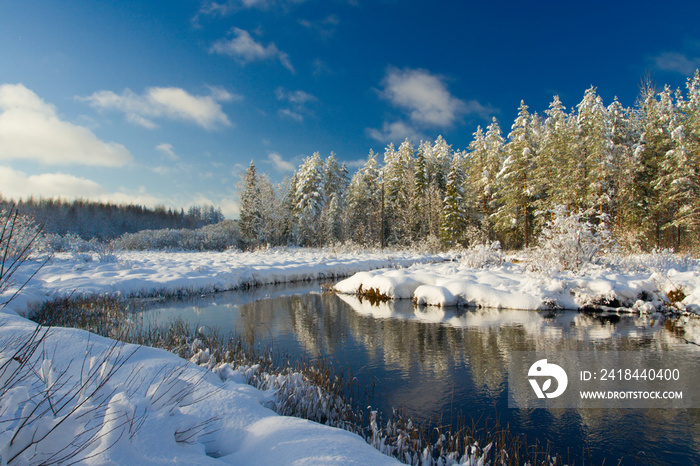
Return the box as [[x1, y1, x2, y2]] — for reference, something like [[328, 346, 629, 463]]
[[440, 154, 468, 247], [495, 101, 539, 248], [576, 86, 614, 216], [321, 152, 349, 244], [294, 152, 327, 246], [466, 118, 504, 242], [382, 139, 417, 245], [346, 150, 382, 245], [238, 161, 263, 247], [607, 97, 641, 240]]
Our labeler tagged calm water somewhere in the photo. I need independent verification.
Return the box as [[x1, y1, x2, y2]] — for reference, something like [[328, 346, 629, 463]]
[[139, 281, 700, 465]]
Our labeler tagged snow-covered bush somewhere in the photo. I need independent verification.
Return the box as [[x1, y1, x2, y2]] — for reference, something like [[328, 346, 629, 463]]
[[0, 327, 218, 465], [0, 206, 46, 307], [531, 206, 612, 273], [460, 241, 503, 268], [112, 220, 241, 251]]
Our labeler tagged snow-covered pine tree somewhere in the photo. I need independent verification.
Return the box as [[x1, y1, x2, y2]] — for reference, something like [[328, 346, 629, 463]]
[[576, 87, 614, 217], [258, 173, 285, 246], [238, 161, 263, 247], [607, 97, 641, 243], [495, 101, 540, 248], [636, 83, 676, 248], [382, 139, 417, 245], [321, 152, 349, 244], [539, 96, 576, 211], [346, 150, 383, 246], [439, 153, 468, 247], [416, 137, 452, 239], [465, 120, 504, 242], [293, 152, 327, 246]]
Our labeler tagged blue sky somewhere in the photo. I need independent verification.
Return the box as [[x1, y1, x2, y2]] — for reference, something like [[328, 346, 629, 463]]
[[2, 0, 700, 217]]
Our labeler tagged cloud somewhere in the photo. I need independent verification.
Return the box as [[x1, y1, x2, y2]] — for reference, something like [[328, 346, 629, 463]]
[[366, 120, 423, 144], [381, 67, 467, 127], [0, 165, 164, 208], [298, 15, 339, 38], [156, 143, 179, 161], [82, 86, 235, 130], [210, 28, 294, 73], [276, 87, 316, 122], [266, 152, 295, 172], [198, 0, 306, 14], [278, 109, 304, 122], [0, 83, 133, 167], [367, 67, 497, 143], [651, 51, 700, 76]]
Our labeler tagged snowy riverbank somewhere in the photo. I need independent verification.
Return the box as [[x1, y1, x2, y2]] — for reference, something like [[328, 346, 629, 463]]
[[2, 247, 699, 464], [335, 251, 700, 315], [4, 247, 446, 318], [1, 248, 442, 465]]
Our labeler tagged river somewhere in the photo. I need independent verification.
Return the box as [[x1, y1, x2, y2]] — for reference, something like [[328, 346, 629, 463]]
[[138, 280, 700, 465]]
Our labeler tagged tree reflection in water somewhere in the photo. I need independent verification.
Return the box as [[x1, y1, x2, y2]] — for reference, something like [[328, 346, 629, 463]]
[[141, 284, 700, 465]]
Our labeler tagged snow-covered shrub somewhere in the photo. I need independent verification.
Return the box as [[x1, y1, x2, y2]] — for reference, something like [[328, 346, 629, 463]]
[[0, 206, 47, 307], [0, 327, 218, 465], [111, 220, 241, 251], [460, 241, 502, 268], [531, 206, 612, 273]]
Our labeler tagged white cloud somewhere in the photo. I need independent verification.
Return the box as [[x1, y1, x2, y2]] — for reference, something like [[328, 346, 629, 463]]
[[298, 15, 339, 38], [276, 88, 316, 105], [210, 28, 294, 73], [381, 67, 466, 127], [652, 51, 700, 76], [82, 86, 234, 130], [199, 0, 306, 14], [0, 83, 133, 167], [0, 165, 164, 208], [266, 152, 295, 172], [366, 120, 423, 144], [156, 143, 179, 161], [278, 108, 304, 122], [367, 67, 497, 143], [276, 88, 316, 122]]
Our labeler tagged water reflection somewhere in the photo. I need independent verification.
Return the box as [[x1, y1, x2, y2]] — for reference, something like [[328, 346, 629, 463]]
[[140, 284, 700, 465]]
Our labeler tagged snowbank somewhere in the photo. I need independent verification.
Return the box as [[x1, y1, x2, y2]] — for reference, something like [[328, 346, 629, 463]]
[[0, 248, 445, 465], [334, 258, 700, 314], [0, 312, 399, 465], [4, 248, 444, 317]]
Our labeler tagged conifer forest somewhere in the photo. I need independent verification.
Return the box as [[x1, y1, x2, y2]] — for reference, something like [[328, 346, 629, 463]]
[[239, 72, 700, 252]]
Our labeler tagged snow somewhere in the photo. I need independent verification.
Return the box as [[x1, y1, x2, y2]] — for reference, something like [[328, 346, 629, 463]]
[[2, 246, 700, 464], [0, 312, 399, 465], [1, 248, 448, 465], [335, 255, 700, 314], [4, 248, 445, 318]]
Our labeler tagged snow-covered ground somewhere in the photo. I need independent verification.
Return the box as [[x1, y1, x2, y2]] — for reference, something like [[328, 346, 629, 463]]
[[2, 248, 442, 465], [2, 247, 700, 465], [5, 248, 445, 318], [0, 311, 400, 465], [335, 252, 700, 315]]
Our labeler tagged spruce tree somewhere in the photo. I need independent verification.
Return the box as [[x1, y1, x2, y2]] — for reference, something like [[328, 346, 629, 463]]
[[238, 161, 263, 247]]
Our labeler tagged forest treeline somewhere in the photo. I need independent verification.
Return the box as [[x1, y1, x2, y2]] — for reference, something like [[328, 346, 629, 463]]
[[0, 196, 224, 240], [239, 72, 700, 252]]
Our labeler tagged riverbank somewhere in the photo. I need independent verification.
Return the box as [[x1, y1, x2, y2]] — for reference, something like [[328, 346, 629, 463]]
[[335, 250, 700, 315], [4, 247, 446, 318], [0, 247, 442, 465]]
